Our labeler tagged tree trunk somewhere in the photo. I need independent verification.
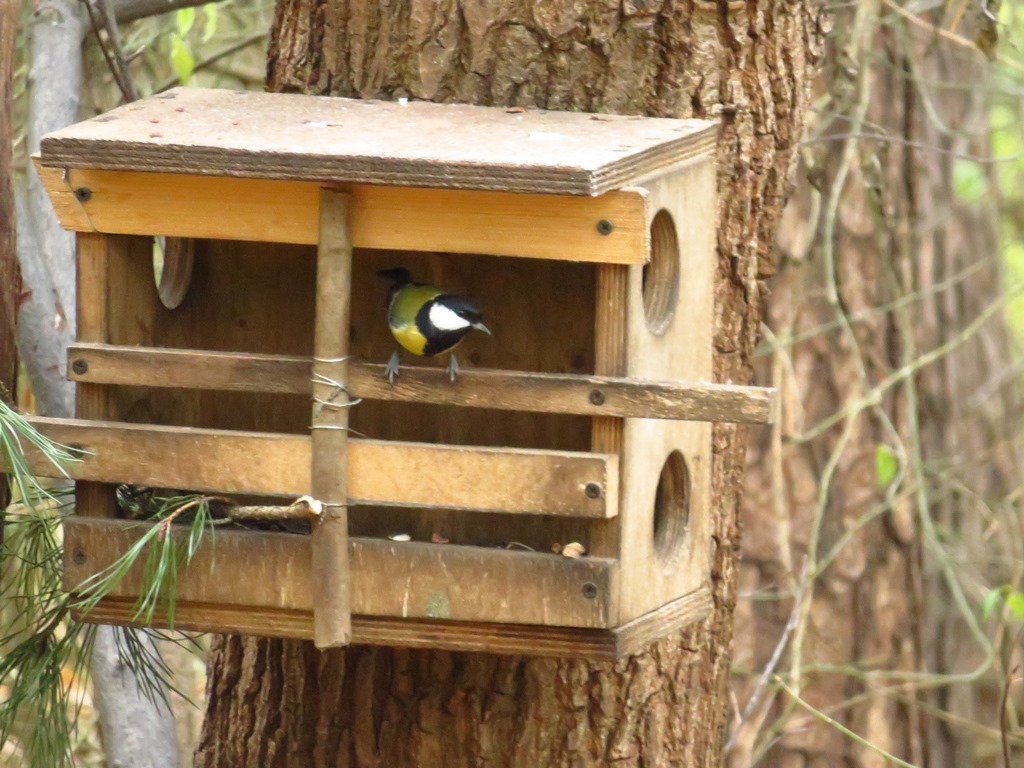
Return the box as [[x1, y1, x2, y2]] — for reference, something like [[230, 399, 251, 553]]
[[195, 3, 825, 765], [730, 5, 1022, 767], [1, 0, 19, 514]]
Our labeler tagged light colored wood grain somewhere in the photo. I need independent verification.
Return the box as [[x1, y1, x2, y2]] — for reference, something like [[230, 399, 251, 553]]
[[35, 162, 649, 265], [76, 233, 108, 344], [67, 241, 601, 587], [608, 587, 713, 656], [40, 87, 717, 195], [72, 585, 712, 659], [74, 234, 114, 520], [590, 263, 630, 572], [613, 160, 719, 623], [310, 189, 353, 647], [15, 416, 617, 517], [65, 343, 776, 424], [63, 518, 614, 629]]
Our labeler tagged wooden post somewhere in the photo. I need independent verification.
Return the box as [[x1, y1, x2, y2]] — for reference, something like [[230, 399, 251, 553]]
[[588, 263, 629, 565], [310, 190, 353, 648], [75, 233, 113, 519]]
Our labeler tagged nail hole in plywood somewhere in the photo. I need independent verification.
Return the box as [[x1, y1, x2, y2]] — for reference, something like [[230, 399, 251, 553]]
[[653, 450, 690, 563], [642, 209, 679, 335], [153, 236, 194, 309]]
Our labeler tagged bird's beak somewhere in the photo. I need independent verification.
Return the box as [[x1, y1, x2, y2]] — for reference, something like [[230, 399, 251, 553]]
[[472, 321, 491, 335]]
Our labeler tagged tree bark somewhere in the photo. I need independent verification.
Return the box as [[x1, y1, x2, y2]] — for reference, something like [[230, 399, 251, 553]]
[[1, 0, 19, 514], [17, 0, 79, 417], [194, 3, 825, 766], [729, 5, 1021, 767]]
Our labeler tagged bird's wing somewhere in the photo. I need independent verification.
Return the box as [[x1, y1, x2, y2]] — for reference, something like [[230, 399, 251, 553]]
[[389, 283, 442, 356]]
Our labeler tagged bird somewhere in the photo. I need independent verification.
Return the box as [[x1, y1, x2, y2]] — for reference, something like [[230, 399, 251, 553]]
[[378, 267, 490, 383]]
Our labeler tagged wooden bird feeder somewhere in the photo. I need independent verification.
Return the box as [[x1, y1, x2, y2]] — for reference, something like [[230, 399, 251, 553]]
[[20, 88, 774, 658]]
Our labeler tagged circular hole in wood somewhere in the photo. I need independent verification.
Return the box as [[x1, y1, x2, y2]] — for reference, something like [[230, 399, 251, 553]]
[[153, 236, 194, 310], [652, 450, 690, 562], [642, 209, 680, 335]]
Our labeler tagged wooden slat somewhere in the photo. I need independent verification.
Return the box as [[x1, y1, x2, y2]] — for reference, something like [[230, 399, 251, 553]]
[[14, 416, 616, 517], [590, 263, 630, 566], [40, 87, 717, 196], [62, 517, 614, 629], [35, 162, 650, 265], [72, 588, 711, 659], [66, 343, 777, 424], [74, 233, 114, 520], [614, 158, 718, 622], [309, 189, 353, 646]]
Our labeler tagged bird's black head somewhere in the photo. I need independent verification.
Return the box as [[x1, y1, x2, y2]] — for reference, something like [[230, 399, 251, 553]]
[[377, 267, 412, 286], [436, 294, 484, 325]]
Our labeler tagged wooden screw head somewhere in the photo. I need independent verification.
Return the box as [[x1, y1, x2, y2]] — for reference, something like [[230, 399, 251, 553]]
[[72, 359, 89, 375], [581, 582, 598, 599], [596, 219, 614, 235], [584, 482, 602, 499]]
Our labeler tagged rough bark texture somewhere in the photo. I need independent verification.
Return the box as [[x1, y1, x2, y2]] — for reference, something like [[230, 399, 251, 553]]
[[16, 0, 79, 418], [1, 0, 19, 514], [194, 3, 825, 766], [0, 0, 18, 391], [730, 5, 1022, 767]]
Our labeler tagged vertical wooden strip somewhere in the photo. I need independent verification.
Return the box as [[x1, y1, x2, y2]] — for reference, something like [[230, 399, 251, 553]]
[[76, 233, 109, 343], [592, 264, 629, 450], [310, 190, 353, 647], [75, 233, 113, 518], [590, 263, 629, 563]]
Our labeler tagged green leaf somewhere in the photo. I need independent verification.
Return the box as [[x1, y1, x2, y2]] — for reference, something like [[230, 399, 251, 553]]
[[201, 3, 218, 42], [176, 7, 195, 36], [952, 159, 987, 203], [982, 586, 1003, 619], [1007, 591, 1024, 620], [169, 34, 195, 85], [875, 444, 898, 488]]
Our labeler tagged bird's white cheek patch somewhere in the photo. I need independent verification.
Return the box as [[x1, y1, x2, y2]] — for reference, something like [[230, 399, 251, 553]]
[[429, 303, 471, 331]]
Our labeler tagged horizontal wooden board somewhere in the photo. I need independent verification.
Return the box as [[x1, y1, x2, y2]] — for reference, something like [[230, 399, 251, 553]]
[[36, 162, 650, 264], [40, 88, 717, 196], [75, 588, 711, 659], [13, 417, 617, 517], [67, 343, 776, 424], [63, 517, 614, 629]]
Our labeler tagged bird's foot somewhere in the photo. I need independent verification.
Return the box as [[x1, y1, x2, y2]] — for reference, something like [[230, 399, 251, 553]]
[[446, 354, 460, 382], [385, 351, 401, 384]]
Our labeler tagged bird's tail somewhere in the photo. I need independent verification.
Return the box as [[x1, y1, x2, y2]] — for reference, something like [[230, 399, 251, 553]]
[[377, 267, 412, 286]]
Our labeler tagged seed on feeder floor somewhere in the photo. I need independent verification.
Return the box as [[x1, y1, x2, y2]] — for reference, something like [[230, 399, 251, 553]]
[[561, 542, 586, 559]]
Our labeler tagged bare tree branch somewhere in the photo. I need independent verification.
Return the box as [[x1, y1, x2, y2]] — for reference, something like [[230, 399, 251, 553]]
[[25, 0, 82, 348], [19, 3, 181, 765], [83, 0, 139, 102], [112, 0, 223, 24], [13, 186, 73, 417]]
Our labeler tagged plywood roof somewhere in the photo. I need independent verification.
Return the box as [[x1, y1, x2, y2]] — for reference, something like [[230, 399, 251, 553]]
[[41, 88, 716, 196]]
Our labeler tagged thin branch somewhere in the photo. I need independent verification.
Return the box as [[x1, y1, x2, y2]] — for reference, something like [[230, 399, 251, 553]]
[[153, 31, 267, 93], [793, 283, 1024, 444], [112, 0, 223, 24], [775, 677, 919, 768], [82, 0, 139, 102]]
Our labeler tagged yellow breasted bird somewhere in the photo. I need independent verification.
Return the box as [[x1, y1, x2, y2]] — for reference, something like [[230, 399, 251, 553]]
[[379, 267, 490, 383]]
